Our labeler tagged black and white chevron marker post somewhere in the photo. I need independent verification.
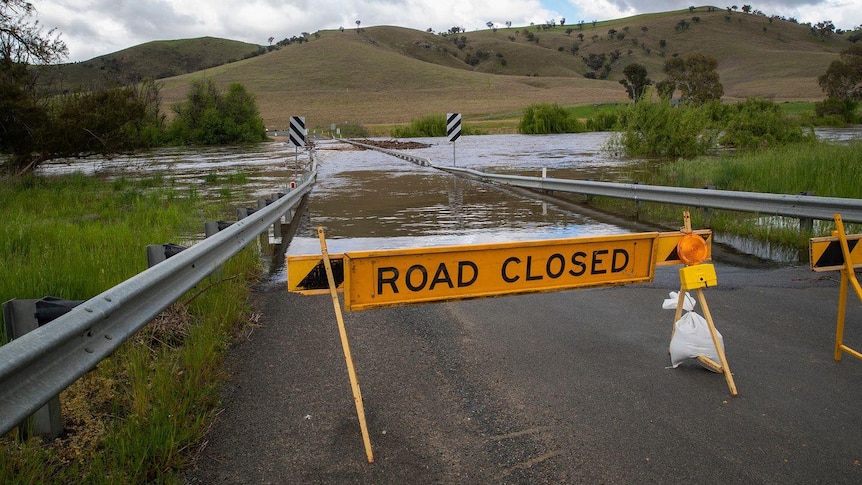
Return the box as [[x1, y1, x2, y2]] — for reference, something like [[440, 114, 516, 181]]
[[288, 116, 306, 148], [447, 112, 461, 166], [288, 115, 306, 172]]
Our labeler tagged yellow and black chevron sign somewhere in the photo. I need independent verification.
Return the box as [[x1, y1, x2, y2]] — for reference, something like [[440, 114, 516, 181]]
[[287, 253, 345, 294], [810, 234, 862, 272]]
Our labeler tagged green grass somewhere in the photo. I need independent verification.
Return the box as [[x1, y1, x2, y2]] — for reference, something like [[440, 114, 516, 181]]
[[588, 140, 862, 248], [779, 101, 816, 118], [0, 172, 262, 483], [651, 141, 862, 197]]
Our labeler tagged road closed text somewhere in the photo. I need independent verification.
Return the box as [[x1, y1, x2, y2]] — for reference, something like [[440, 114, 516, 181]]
[[344, 234, 658, 311], [376, 249, 633, 295]]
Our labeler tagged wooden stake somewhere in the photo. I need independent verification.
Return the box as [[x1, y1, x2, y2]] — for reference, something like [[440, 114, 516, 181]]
[[694, 288, 738, 397], [832, 214, 862, 362], [318, 227, 374, 463]]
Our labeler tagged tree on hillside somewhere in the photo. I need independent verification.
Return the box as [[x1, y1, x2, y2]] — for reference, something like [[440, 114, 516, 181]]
[[811, 20, 835, 40], [818, 45, 862, 100], [619, 63, 652, 101], [663, 52, 724, 104]]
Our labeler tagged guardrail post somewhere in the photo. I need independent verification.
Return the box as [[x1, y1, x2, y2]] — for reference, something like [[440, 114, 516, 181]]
[[798, 192, 815, 233], [205, 220, 234, 238], [237, 207, 256, 220], [2, 297, 82, 440], [146, 243, 187, 268], [702, 185, 716, 226]]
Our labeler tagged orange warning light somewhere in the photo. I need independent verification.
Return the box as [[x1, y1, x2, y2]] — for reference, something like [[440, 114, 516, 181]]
[[677, 233, 708, 266]]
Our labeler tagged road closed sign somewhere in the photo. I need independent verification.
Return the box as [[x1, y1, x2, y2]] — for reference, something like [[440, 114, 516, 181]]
[[343, 232, 659, 311]]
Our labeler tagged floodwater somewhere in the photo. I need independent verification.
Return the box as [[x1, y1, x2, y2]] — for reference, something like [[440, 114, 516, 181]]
[[288, 133, 636, 256], [35, 128, 862, 266]]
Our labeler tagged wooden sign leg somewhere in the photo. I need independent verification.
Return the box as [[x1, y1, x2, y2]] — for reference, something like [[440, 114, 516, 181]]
[[694, 288, 738, 397], [835, 271, 849, 361], [318, 227, 374, 463]]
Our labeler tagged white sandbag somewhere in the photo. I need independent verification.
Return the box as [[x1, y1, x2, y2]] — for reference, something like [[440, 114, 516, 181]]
[[662, 291, 696, 311], [669, 311, 724, 371]]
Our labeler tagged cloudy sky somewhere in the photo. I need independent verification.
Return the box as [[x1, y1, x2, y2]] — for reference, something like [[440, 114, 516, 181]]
[[33, 0, 860, 63]]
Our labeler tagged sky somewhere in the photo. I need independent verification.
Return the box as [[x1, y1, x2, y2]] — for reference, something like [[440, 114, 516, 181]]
[[31, 0, 861, 63]]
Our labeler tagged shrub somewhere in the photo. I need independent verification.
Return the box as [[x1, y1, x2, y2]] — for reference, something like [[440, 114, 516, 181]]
[[168, 80, 266, 145], [518, 103, 586, 134], [611, 100, 718, 158], [719, 98, 815, 149], [814, 97, 860, 124], [391, 114, 447, 137], [585, 111, 619, 131]]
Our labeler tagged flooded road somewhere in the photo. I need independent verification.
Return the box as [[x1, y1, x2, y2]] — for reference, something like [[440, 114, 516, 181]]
[[287, 133, 637, 257], [36, 128, 862, 267]]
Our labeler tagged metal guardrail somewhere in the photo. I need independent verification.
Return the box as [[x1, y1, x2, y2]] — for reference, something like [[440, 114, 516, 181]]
[[0, 167, 316, 436], [343, 139, 862, 224], [436, 167, 862, 224], [343, 139, 432, 167]]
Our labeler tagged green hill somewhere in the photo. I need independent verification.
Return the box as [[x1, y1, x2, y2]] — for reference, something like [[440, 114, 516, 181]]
[[46, 8, 855, 130], [39, 37, 263, 91]]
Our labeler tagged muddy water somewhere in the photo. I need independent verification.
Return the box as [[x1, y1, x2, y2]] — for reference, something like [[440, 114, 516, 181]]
[[35, 128, 862, 266], [288, 133, 634, 256], [37, 143, 305, 201]]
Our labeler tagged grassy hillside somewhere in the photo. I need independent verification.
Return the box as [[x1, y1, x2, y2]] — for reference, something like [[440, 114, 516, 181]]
[[157, 27, 628, 130], [56, 8, 854, 130], [38, 37, 263, 91]]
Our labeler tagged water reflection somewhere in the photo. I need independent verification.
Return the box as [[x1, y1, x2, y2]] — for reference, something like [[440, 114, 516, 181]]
[[293, 137, 628, 255]]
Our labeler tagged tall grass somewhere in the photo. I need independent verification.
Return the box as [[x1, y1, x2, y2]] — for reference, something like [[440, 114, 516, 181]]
[[653, 141, 862, 198], [0, 172, 262, 483], [591, 141, 862, 248]]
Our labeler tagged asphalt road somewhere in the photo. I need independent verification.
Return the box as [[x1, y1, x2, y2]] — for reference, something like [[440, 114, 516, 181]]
[[187, 262, 862, 484]]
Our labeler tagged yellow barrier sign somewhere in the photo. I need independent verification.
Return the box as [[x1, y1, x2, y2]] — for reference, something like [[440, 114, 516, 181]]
[[287, 230, 711, 295], [810, 233, 862, 272], [342, 233, 658, 311]]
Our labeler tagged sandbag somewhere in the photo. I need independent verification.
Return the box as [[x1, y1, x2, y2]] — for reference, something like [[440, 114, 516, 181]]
[[669, 311, 723, 371], [662, 291, 696, 311]]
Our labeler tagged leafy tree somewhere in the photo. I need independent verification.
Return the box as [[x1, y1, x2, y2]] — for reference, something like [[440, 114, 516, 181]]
[[168, 79, 266, 145], [619, 63, 652, 101], [49, 80, 166, 155], [663, 52, 724, 104], [0, 0, 67, 65], [655, 79, 675, 100], [811, 20, 835, 40], [818, 45, 862, 100], [1, 1, 65, 172]]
